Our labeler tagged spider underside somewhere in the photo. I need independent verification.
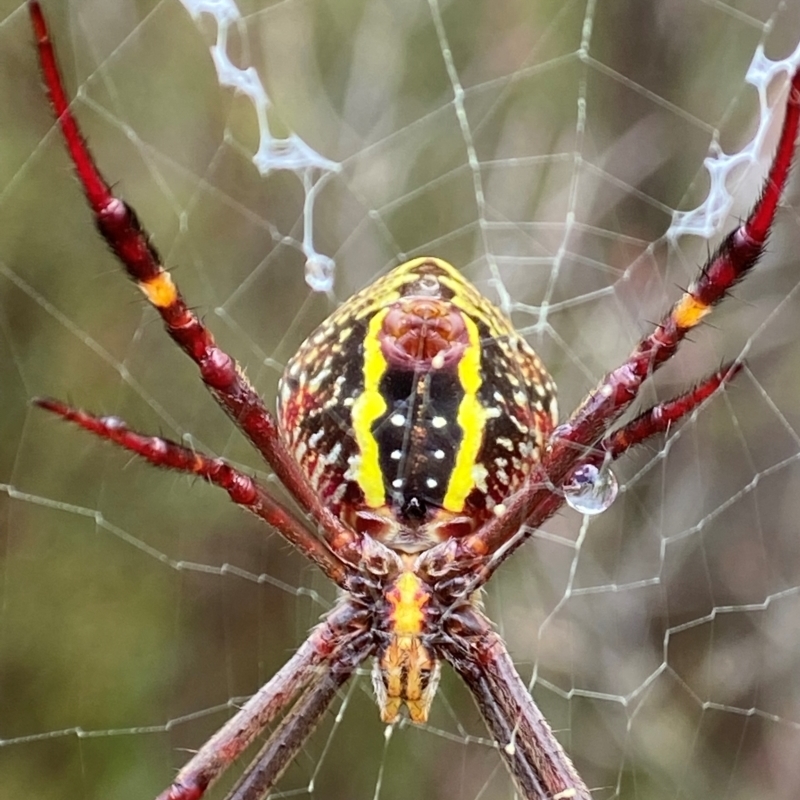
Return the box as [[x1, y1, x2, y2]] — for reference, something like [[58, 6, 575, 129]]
[[27, 3, 800, 800]]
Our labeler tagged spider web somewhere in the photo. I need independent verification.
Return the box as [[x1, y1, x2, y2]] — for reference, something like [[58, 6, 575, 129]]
[[2, 0, 800, 798]]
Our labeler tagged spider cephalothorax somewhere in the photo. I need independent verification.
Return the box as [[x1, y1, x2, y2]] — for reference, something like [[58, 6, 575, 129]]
[[27, 2, 800, 799]]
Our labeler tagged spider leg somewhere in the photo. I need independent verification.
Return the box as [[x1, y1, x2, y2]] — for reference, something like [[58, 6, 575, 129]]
[[224, 632, 372, 800], [27, 1, 359, 559], [551, 68, 800, 454], [440, 607, 591, 800], [155, 600, 370, 800], [35, 397, 348, 584], [446, 67, 800, 570], [225, 674, 346, 800], [601, 361, 741, 457]]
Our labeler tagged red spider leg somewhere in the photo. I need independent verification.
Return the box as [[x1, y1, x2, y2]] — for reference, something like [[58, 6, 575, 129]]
[[225, 633, 372, 800], [460, 366, 743, 591], [451, 66, 800, 569], [226, 674, 347, 800], [35, 398, 348, 584], [447, 368, 740, 592], [441, 608, 591, 800], [601, 361, 742, 457], [27, 1, 359, 558], [155, 600, 369, 800]]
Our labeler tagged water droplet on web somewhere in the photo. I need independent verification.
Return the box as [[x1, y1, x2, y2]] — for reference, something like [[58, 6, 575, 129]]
[[562, 463, 619, 515]]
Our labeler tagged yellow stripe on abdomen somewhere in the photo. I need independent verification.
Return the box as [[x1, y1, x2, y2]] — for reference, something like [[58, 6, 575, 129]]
[[351, 309, 389, 508], [443, 315, 486, 512]]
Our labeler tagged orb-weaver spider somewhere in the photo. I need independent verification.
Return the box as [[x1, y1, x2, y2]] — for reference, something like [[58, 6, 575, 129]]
[[28, 2, 800, 799]]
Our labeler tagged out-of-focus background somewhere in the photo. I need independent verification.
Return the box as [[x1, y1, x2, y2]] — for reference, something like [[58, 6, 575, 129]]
[[2, 1, 800, 798]]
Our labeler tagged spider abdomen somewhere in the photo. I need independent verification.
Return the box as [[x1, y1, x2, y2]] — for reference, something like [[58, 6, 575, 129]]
[[278, 258, 558, 553]]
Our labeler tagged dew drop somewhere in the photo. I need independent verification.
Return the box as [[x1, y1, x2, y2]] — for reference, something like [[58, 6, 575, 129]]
[[562, 463, 619, 515]]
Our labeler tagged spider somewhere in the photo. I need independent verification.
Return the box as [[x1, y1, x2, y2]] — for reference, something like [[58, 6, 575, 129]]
[[27, 2, 800, 799]]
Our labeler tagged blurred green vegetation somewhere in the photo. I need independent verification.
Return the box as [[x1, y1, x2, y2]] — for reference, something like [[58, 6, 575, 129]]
[[2, 1, 800, 799]]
